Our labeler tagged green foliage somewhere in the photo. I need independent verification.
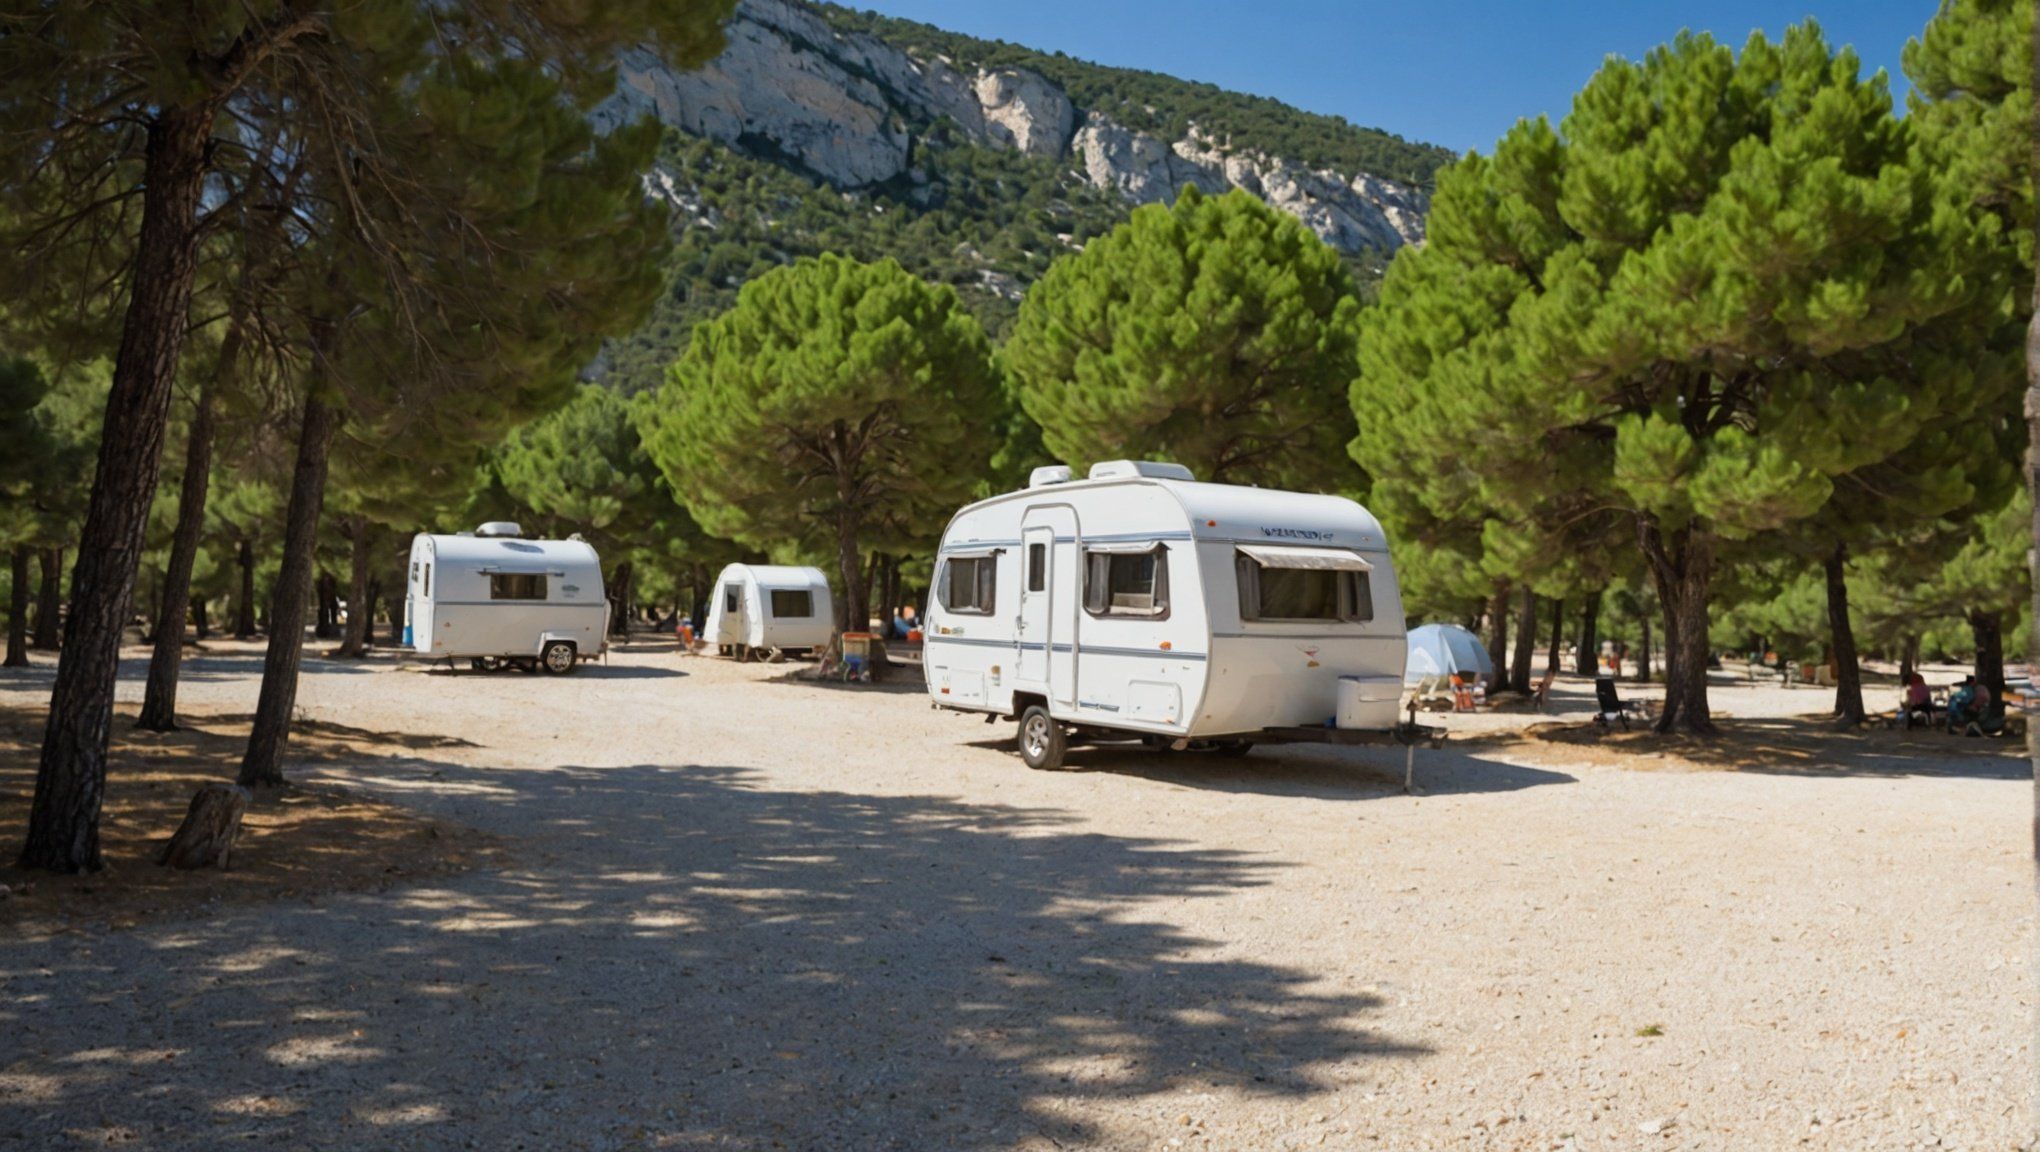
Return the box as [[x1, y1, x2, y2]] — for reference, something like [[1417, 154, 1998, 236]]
[[817, 4, 1458, 186], [1004, 187, 1363, 490], [1905, 0, 2034, 272], [643, 255, 1003, 612], [1354, 25, 2000, 717], [599, 129, 1136, 394]]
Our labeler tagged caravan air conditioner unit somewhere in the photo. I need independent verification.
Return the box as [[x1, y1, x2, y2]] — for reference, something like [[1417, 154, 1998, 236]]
[[475, 522, 524, 539], [1088, 460, 1195, 482], [1028, 465, 1073, 488]]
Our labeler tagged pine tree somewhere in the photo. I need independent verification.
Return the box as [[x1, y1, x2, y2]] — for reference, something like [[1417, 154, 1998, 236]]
[[7, 1, 734, 870], [644, 255, 1004, 630], [1354, 25, 1994, 734], [1003, 187, 1363, 491]]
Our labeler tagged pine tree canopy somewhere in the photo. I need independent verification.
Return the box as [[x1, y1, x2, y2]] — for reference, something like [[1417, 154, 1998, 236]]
[[1003, 186, 1364, 492], [1352, 22, 2006, 731], [643, 254, 1004, 565]]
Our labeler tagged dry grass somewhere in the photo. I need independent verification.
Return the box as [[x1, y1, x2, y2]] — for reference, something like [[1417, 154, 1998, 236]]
[[0, 702, 501, 931]]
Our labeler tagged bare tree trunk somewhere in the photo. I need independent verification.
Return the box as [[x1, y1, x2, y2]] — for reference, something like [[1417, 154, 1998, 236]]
[[32, 546, 60, 650], [834, 513, 868, 636], [1546, 597, 1565, 676], [193, 596, 210, 640], [313, 571, 336, 640], [1971, 609, 2006, 711], [240, 388, 341, 789], [1824, 542, 1865, 725], [1576, 590, 1601, 676], [5, 546, 30, 667], [22, 105, 215, 873], [1641, 520, 1716, 735], [1637, 616, 1652, 685], [138, 342, 229, 730], [607, 559, 633, 638], [1509, 586, 1536, 694], [363, 577, 380, 649], [1898, 636, 1919, 687], [337, 515, 370, 658], [1484, 585, 1509, 692], [234, 539, 257, 639]]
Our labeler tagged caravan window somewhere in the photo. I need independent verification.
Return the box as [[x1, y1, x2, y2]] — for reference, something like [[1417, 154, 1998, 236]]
[[939, 555, 997, 615], [1235, 547, 1373, 623], [1084, 544, 1170, 618], [490, 572, 547, 601], [723, 584, 741, 613], [422, 563, 431, 598], [1027, 543, 1046, 592], [770, 589, 813, 618]]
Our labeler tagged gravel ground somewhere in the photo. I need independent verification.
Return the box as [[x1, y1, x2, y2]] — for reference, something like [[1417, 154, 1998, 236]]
[[0, 641, 2029, 1151]]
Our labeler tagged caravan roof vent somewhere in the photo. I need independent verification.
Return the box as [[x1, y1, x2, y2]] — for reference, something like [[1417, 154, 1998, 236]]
[[1028, 465, 1073, 488], [475, 521, 524, 539], [1088, 460, 1194, 482]]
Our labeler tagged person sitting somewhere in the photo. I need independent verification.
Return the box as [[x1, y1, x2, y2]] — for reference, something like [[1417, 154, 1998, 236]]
[[1901, 673, 1936, 729], [1945, 676, 1984, 734]]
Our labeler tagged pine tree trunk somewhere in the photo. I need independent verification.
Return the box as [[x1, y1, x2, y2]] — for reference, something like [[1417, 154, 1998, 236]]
[[363, 577, 381, 648], [138, 348, 228, 731], [2024, 26, 2040, 1141], [5, 546, 30, 667], [1898, 636, 1919, 687], [1641, 521, 1716, 735], [608, 559, 633, 638], [337, 515, 370, 658], [240, 390, 341, 789], [1970, 609, 2006, 711], [1546, 597, 1565, 676], [834, 511, 868, 636], [1576, 590, 1602, 676], [1637, 616, 1652, 685], [235, 539, 257, 639], [32, 546, 60, 649], [1824, 542, 1865, 725], [1484, 586, 1509, 691], [21, 106, 215, 873], [690, 563, 709, 634], [192, 596, 208, 641], [313, 571, 336, 640], [1509, 586, 1536, 694]]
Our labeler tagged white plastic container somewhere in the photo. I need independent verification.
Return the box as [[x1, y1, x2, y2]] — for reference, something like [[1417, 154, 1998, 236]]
[[1337, 675, 1404, 729]]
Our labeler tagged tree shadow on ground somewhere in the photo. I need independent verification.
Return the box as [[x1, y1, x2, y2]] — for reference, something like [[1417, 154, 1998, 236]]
[[2, 759, 1424, 1150], [1498, 716, 2025, 780], [414, 662, 689, 680]]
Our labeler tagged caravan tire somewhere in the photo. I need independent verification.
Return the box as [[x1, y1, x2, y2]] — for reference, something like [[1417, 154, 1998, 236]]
[[1018, 705, 1066, 771], [540, 641, 577, 675], [1206, 739, 1255, 758]]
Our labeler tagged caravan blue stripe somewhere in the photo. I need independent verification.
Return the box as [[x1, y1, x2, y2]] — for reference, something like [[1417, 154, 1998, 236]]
[[938, 530, 1195, 555], [923, 634, 1207, 662]]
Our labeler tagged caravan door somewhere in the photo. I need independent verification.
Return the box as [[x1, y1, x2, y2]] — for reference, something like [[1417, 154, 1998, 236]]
[[1018, 507, 1078, 708]]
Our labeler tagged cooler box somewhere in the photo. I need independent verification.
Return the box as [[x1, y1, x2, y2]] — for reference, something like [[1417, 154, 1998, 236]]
[[1337, 675, 1404, 730]]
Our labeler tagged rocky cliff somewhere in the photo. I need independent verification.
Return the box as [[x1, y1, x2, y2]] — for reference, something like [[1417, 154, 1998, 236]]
[[598, 0, 1432, 253]]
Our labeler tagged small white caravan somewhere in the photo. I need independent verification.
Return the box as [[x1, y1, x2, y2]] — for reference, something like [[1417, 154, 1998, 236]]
[[704, 563, 835, 658], [924, 461, 1412, 770], [405, 523, 608, 673]]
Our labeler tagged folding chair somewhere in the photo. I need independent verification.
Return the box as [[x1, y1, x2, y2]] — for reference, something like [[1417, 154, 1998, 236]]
[[1592, 676, 1636, 731]]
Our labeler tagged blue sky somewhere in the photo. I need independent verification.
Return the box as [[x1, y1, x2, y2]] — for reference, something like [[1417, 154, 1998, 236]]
[[843, 0, 1941, 155]]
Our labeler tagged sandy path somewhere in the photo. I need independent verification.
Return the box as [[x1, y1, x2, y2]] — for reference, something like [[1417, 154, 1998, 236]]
[[0, 643, 2028, 1151]]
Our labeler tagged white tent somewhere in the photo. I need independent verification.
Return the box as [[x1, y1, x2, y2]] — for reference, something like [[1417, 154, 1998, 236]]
[[1403, 623, 1493, 687]]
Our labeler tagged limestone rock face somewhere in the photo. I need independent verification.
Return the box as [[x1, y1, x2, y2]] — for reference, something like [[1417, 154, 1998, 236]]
[[600, 0, 1432, 251], [974, 68, 1076, 157]]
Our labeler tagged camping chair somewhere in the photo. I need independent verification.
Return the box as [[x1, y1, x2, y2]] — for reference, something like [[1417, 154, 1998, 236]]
[[1450, 674, 1479, 713], [1592, 676, 1637, 731], [1531, 666, 1557, 712]]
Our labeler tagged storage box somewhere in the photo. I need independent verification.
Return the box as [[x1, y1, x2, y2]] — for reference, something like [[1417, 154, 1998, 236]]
[[1336, 675, 1404, 730]]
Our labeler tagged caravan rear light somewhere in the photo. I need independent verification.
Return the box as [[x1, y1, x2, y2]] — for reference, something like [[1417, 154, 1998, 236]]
[[1160, 641, 1172, 650]]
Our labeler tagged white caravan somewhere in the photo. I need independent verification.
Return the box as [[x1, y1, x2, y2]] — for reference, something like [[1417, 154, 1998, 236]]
[[405, 523, 608, 674], [924, 461, 1411, 770], [704, 563, 835, 658]]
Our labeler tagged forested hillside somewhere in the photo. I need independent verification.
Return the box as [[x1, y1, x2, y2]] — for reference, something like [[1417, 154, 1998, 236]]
[[594, 0, 1455, 392], [818, 5, 1455, 185]]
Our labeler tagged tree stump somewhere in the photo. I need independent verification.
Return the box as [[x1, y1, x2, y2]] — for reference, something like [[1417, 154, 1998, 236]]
[[157, 783, 252, 870]]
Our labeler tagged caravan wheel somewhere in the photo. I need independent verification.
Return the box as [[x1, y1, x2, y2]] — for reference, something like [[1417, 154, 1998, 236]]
[[540, 640, 577, 675], [1018, 705, 1067, 771]]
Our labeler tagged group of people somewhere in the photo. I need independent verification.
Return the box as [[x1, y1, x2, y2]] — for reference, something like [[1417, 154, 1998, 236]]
[[1901, 671, 2003, 736]]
